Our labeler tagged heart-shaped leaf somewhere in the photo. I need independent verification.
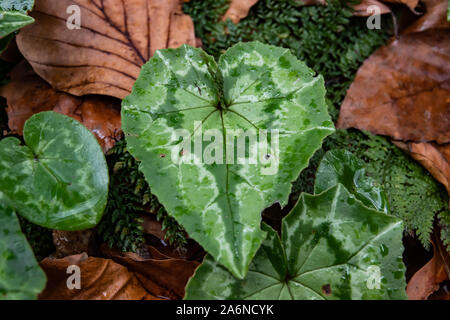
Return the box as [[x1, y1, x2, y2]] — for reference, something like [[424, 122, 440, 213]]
[[122, 42, 334, 278], [0, 201, 46, 300], [185, 184, 407, 299], [315, 149, 390, 214], [0, 111, 108, 230]]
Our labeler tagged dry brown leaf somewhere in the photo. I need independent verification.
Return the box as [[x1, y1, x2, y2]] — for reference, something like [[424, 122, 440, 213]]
[[337, 28, 450, 144], [0, 61, 122, 152], [39, 253, 157, 300], [222, 0, 259, 23], [393, 141, 450, 201], [100, 245, 199, 300], [16, 0, 196, 99], [383, 0, 419, 11], [403, 0, 449, 34], [352, 0, 391, 17], [407, 232, 450, 300]]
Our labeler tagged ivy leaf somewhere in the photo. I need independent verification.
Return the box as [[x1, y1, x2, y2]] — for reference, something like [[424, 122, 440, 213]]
[[0, 10, 34, 38], [122, 42, 334, 278], [315, 149, 390, 214], [0, 111, 109, 231], [0, 201, 46, 300], [185, 184, 407, 299]]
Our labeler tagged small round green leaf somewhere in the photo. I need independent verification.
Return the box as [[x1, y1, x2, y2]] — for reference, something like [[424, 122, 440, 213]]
[[122, 42, 334, 278], [0, 201, 46, 300], [0, 111, 108, 230], [185, 184, 407, 300]]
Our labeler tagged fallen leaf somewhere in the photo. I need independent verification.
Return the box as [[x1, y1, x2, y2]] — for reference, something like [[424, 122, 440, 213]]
[[39, 253, 157, 300], [222, 0, 259, 23], [383, 0, 419, 12], [403, 0, 449, 34], [16, 0, 196, 99], [394, 141, 450, 201], [0, 61, 122, 152], [101, 245, 199, 300], [406, 230, 450, 299], [337, 28, 450, 144], [352, 0, 391, 17]]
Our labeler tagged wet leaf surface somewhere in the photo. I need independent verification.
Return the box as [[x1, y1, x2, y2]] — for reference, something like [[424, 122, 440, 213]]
[[407, 230, 450, 299]]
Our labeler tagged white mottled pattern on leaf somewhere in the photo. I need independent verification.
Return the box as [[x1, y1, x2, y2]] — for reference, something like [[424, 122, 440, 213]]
[[122, 42, 334, 278]]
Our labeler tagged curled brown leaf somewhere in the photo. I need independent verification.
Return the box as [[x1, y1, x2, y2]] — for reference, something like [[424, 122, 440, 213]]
[[403, 0, 450, 34], [407, 231, 450, 299]]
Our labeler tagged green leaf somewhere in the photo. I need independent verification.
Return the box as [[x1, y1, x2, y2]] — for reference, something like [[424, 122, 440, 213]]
[[315, 149, 389, 214], [0, 111, 109, 231], [122, 42, 334, 278], [185, 184, 407, 299], [0, 10, 34, 38], [0, 200, 46, 300], [0, 0, 34, 12]]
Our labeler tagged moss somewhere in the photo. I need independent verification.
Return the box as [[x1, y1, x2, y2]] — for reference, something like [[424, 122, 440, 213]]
[[18, 216, 54, 261], [96, 139, 187, 252], [184, 0, 391, 115]]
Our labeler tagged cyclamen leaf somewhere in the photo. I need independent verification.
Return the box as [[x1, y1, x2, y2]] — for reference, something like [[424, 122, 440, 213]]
[[0, 10, 34, 38], [0, 202, 46, 300], [122, 42, 334, 278], [0, 111, 108, 231], [315, 149, 390, 214], [185, 184, 407, 300]]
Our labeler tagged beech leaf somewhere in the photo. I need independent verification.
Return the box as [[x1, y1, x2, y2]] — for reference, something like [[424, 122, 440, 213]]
[[0, 202, 46, 300], [185, 185, 407, 300], [0, 111, 108, 230], [16, 0, 196, 99], [122, 42, 334, 278]]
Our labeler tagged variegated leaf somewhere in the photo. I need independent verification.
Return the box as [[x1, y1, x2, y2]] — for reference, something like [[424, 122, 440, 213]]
[[122, 42, 334, 278], [0, 111, 108, 230], [185, 184, 407, 300]]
